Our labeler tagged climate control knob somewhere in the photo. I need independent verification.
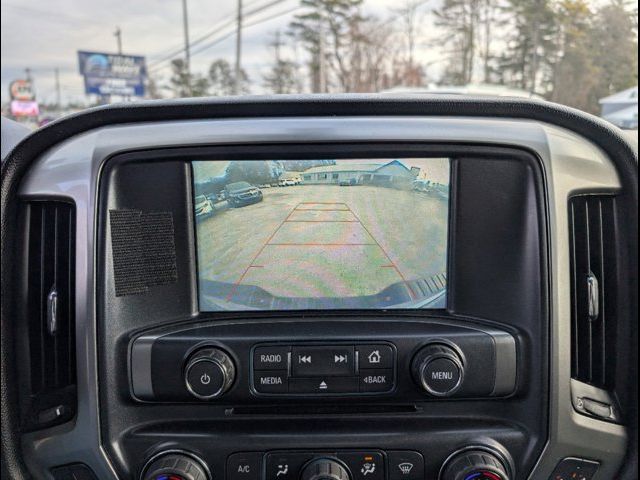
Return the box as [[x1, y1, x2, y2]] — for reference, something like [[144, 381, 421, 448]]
[[412, 344, 464, 396], [440, 448, 510, 480], [184, 347, 236, 400], [142, 451, 210, 480], [300, 458, 351, 480]]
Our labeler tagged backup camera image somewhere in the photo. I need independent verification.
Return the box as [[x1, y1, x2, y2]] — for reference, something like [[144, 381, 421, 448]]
[[193, 158, 450, 310]]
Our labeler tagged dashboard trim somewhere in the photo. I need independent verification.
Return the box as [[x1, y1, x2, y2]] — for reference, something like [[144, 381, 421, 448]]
[[8, 115, 629, 479]]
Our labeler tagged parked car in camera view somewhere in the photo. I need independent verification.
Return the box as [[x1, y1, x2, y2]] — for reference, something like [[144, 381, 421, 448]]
[[194, 194, 215, 219], [224, 181, 263, 207]]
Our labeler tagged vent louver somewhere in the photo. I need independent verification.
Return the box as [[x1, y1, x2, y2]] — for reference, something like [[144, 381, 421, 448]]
[[23, 201, 76, 429], [569, 195, 618, 390]]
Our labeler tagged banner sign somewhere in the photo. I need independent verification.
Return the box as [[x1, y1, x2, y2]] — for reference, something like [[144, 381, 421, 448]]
[[78, 51, 146, 96], [11, 100, 39, 117]]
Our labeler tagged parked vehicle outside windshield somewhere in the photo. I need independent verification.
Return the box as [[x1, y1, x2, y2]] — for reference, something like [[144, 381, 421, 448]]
[[1, 0, 637, 130]]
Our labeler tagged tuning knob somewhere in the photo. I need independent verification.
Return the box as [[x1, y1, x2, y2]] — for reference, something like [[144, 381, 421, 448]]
[[440, 448, 510, 480], [184, 347, 236, 400], [412, 344, 464, 396], [300, 458, 351, 480], [142, 451, 210, 480]]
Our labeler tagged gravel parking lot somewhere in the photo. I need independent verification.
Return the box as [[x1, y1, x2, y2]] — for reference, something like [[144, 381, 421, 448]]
[[196, 185, 449, 309]]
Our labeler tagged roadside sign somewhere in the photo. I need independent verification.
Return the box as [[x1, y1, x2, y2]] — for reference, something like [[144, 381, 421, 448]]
[[78, 51, 146, 96], [10, 100, 39, 117], [9, 79, 35, 101]]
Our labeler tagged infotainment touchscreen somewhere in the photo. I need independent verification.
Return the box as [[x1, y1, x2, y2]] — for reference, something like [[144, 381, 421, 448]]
[[193, 158, 450, 310]]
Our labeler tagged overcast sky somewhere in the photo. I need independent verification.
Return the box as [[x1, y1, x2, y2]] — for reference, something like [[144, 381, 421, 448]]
[[1, 0, 627, 105], [0, 0, 447, 104]]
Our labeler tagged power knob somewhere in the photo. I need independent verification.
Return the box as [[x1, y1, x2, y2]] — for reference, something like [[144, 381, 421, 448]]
[[412, 344, 464, 396], [440, 448, 511, 480], [184, 347, 236, 400], [141, 451, 210, 480], [300, 458, 351, 480]]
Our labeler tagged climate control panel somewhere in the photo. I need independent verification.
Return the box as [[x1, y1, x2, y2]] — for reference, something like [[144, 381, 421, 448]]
[[141, 448, 512, 480], [129, 319, 517, 403]]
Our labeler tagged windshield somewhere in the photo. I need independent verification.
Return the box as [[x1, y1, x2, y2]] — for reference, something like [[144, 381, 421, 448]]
[[1, 0, 637, 130]]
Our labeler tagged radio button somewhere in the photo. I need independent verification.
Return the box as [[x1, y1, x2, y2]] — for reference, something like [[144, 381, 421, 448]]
[[253, 371, 288, 393], [254, 346, 289, 370], [357, 345, 394, 370], [359, 370, 394, 393], [292, 346, 355, 377], [289, 376, 358, 394]]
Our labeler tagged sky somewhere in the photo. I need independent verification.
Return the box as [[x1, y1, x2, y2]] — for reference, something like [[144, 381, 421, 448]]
[[1, 0, 629, 106], [0, 0, 443, 105]]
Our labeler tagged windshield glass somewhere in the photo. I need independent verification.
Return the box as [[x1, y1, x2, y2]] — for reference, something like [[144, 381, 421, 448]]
[[1, 0, 637, 130]]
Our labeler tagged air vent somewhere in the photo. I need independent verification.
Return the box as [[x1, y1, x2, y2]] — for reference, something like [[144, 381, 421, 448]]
[[22, 201, 76, 430], [569, 195, 618, 390]]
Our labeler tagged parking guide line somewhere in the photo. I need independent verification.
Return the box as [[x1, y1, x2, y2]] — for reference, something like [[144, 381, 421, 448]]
[[343, 203, 417, 300], [227, 200, 417, 302], [225, 204, 299, 302]]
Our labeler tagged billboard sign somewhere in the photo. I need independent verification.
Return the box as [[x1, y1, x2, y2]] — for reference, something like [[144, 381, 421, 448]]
[[11, 100, 39, 117], [9, 79, 35, 101], [78, 51, 146, 96]]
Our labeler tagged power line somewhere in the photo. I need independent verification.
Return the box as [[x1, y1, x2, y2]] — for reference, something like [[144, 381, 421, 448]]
[[148, 0, 295, 72], [190, 5, 301, 59]]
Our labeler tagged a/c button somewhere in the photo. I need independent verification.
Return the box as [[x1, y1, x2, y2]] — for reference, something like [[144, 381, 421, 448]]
[[227, 452, 261, 480]]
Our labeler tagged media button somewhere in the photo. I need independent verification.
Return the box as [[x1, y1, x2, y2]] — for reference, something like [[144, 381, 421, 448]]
[[289, 376, 358, 394], [357, 345, 394, 370], [291, 346, 355, 376], [359, 369, 394, 393], [253, 371, 288, 393], [254, 346, 289, 370]]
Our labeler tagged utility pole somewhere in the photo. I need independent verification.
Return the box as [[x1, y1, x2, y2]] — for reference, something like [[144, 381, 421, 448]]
[[114, 26, 123, 54], [318, 27, 326, 93], [25, 68, 32, 82], [234, 0, 243, 95], [182, 0, 192, 95], [54, 68, 61, 108]]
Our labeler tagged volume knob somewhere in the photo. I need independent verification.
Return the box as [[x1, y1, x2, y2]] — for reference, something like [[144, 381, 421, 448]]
[[184, 347, 236, 400]]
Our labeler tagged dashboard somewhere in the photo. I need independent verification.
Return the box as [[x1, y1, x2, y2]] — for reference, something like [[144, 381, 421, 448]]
[[1, 97, 637, 480]]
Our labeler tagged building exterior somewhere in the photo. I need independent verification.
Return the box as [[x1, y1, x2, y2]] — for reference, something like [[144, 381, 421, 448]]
[[599, 86, 638, 129], [301, 160, 417, 188]]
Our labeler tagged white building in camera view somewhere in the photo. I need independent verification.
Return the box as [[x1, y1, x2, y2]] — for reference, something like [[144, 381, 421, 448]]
[[599, 86, 638, 129], [301, 160, 417, 187]]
